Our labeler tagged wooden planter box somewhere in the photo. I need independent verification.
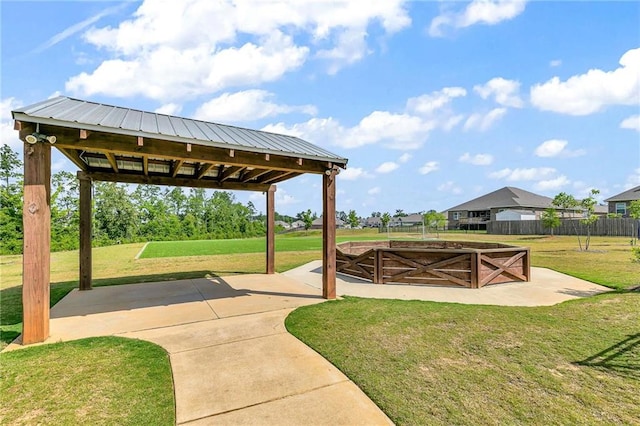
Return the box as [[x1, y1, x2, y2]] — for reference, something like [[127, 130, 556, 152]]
[[336, 240, 530, 288]]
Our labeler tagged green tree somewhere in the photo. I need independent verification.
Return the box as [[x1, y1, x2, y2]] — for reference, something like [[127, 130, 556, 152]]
[[0, 144, 21, 188], [381, 212, 391, 234], [423, 210, 446, 237], [580, 189, 599, 251], [541, 208, 561, 236], [553, 192, 583, 249], [0, 145, 23, 254], [301, 209, 313, 232], [94, 182, 138, 243], [347, 210, 359, 228], [50, 171, 79, 251]]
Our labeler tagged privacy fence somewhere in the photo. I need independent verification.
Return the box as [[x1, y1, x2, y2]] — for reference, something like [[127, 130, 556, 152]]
[[486, 218, 640, 237]]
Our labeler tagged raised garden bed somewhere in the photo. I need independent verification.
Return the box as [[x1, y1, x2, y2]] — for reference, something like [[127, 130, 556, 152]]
[[336, 240, 530, 288]]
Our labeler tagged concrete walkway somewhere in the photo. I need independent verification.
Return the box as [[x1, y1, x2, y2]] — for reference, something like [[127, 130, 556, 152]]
[[7, 274, 392, 425], [284, 261, 611, 306]]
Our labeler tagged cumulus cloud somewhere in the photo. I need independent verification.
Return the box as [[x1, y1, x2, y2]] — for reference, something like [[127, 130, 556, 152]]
[[368, 187, 381, 195], [398, 153, 412, 163], [530, 47, 640, 115], [459, 152, 494, 165], [194, 90, 316, 123], [437, 181, 462, 194], [473, 77, 523, 108], [375, 161, 399, 174], [339, 167, 373, 181], [463, 107, 507, 131], [419, 161, 439, 175], [263, 86, 471, 151], [550, 59, 562, 68], [429, 0, 527, 37], [534, 175, 570, 191], [620, 114, 640, 132], [489, 167, 557, 181], [154, 103, 182, 115], [1, 97, 22, 151], [534, 139, 586, 158], [66, 0, 410, 101]]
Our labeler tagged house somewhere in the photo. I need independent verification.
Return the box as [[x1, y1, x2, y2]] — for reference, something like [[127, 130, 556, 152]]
[[290, 220, 305, 229], [604, 185, 640, 217], [311, 216, 346, 229], [274, 220, 290, 229], [495, 209, 537, 221], [364, 216, 382, 228], [445, 186, 554, 230], [390, 213, 424, 227]]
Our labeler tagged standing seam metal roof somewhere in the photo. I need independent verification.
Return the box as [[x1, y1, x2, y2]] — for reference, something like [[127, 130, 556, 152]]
[[12, 96, 348, 165]]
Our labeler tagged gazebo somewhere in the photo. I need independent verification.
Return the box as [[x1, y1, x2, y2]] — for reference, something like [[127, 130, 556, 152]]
[[13, 96, 348, 345]]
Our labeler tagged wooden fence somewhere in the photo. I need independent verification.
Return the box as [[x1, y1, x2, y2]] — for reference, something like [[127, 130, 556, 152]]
[[336, 241, 530, 288], [487, 218, 640, 237]]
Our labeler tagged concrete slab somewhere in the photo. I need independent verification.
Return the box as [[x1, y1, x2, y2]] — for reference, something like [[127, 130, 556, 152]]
[[283, 260, 611, 307], [171, 332, 349, 424], [187, 381, 393, 426]]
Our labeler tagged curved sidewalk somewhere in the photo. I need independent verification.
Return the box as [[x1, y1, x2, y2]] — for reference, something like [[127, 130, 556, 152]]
[[7, 274, 392, 426]]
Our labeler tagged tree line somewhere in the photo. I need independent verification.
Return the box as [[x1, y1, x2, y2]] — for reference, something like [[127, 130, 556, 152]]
[[1, 145, 269, 255]]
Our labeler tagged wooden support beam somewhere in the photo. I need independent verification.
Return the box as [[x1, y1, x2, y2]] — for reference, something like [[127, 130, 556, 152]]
[[22, 141, 51, 344], [260, 171, 293, 185], [266, 186, 276, 274], [268, 172, 301, 185], [79, 174, 92, 291], [105, 152, 119, 172], [171, 159, 184, 178], [322, 170, 337, 299], [79, 170, 271, 192], [142, 156, 149, 176], [79, 129, 90, 139], [241, 168, 270, 183], [58, 148, 87, 171], [219, 166, 245, 182], [197, 163, 215, 179]]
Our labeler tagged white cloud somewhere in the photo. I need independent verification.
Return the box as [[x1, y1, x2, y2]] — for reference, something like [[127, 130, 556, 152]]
[[406, 87, 466, 115], [419, 161, 439, 175], [489, 167, 557, 181], [463, 107, 507, 131], [398, 153, 412, 163], [550, 59, 562, 68], [339, 167, 373, 181], [1, 97, 23, 151], [194, 90, 316, 123], [459, 152, 494, 165], [534, 139, 586, 158], [534, 175, 570, 191], [530, 47, 640, 115], [368, 187, 381, 195], [429, 0, 527, 37], [473, 77, 523, 108], [67, 0, 410, 101], [437, 181, 462, 194], [375, 161, 399, 174], [620, 114, 640, 132], [155, 103, 182, 115], [625, 168, 640, 188]]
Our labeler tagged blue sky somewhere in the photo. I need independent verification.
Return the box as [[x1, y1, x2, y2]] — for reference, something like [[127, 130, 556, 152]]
[[2, 1, 639, 217]]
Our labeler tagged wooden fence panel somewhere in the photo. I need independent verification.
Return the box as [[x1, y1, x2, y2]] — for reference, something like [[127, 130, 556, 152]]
[[487, 218, 640, 237]]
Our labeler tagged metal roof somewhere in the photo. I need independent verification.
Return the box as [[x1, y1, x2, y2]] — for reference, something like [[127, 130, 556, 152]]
[[604, 185, 640, 202], [12, 96, 347, 165], [447, 187, 554, 211]]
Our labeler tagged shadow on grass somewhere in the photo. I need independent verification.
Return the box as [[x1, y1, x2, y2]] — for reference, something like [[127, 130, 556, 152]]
[[575, 333, 640, 380]]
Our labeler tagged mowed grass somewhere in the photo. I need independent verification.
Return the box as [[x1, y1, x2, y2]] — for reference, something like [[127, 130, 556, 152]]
[[0, 337, 175, 425], [286, 294, 640, 425], [139, 229, 384, 258]]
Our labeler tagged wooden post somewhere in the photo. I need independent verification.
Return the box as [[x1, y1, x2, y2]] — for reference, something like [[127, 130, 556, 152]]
[[322, 171, 337, 299], [22, 141, 51, 344], [79, 173, 93, 290], [523, 248, 531, 282], [266, 185, 276, 274], [470, 251, 480, 289]]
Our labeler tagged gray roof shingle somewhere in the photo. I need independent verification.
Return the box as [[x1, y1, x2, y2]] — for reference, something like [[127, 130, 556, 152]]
[[447, 187, 553, 211], [604, 185, 640, 202]]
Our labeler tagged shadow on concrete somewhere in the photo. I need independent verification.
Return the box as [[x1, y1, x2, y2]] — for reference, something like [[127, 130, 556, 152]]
[[575, 333, 640, 381], [557, 288, 612, 298]]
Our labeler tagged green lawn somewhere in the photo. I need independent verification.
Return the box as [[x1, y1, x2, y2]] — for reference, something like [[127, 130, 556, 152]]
[[139, 231, 385, 258], [0, 337, 175, 425], [286, 294, 640, 425]]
